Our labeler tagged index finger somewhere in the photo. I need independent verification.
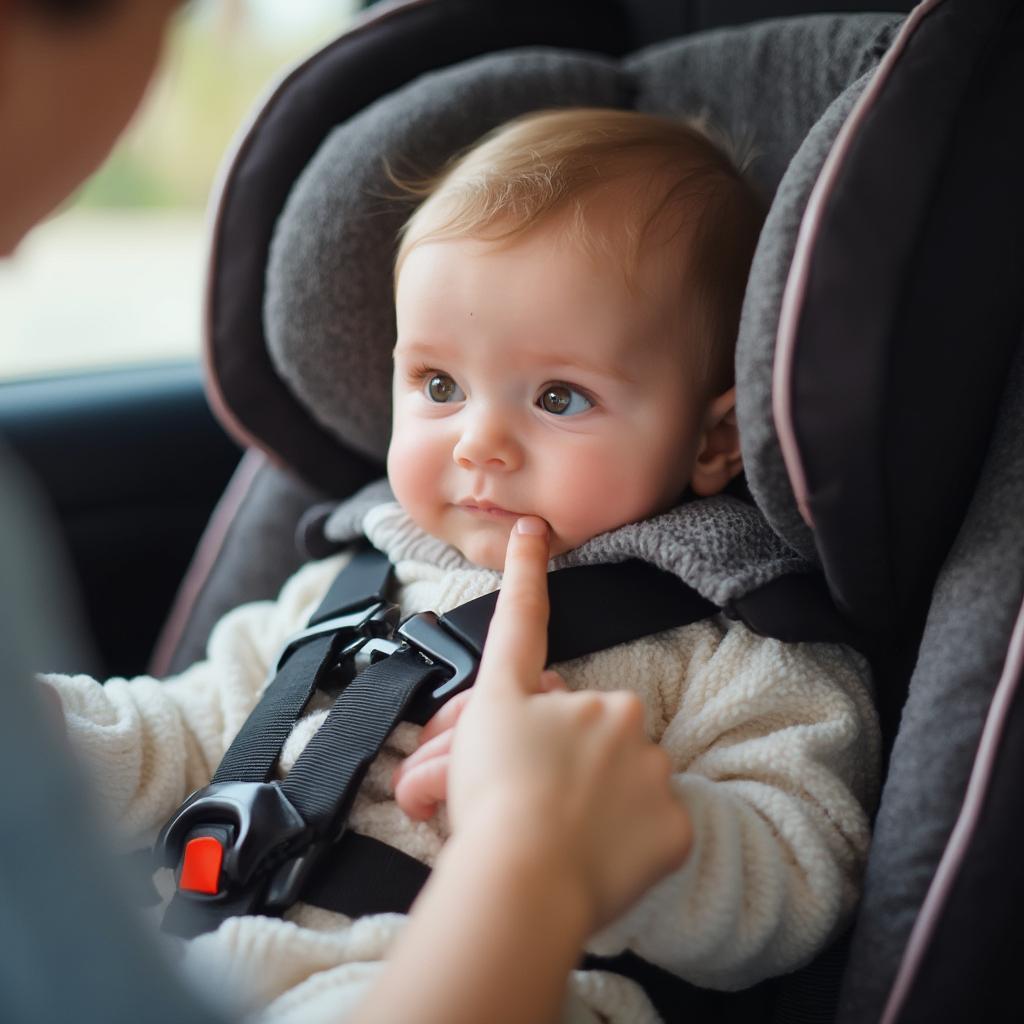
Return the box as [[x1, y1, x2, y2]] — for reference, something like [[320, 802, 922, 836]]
[[476, 517, 551, 694]]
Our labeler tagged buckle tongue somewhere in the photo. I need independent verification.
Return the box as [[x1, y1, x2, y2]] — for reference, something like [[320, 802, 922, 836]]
[[273, 600, 397, 673], [398, 612, 480, 724]]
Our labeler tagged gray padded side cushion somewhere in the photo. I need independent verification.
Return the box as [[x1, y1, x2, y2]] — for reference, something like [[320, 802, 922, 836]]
[[836, 344, 1024, 1021], [159, 454, 326, 677], [265, 14, 902, 550], [735, 74, 874, 562]]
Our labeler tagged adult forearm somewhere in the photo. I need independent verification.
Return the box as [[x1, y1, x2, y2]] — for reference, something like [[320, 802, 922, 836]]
[[352, 826, 591, 1024]]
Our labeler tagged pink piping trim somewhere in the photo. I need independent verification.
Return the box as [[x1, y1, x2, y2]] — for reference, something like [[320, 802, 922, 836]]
[[772, 0, 944, 529], [880, 589, 1024, 1023], [147, 448, 266, 678], [202, 0, 434, 466]]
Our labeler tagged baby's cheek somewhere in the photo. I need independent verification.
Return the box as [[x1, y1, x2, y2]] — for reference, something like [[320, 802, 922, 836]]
[[388, 431, 442, 522], [547, 445, 666, 547]]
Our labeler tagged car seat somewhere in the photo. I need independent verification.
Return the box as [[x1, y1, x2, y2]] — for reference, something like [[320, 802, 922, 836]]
[[148, 0, 1024, 1020]]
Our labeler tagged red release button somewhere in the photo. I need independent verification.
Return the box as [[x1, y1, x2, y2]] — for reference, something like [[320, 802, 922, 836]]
[[179, 836, 224, 895]]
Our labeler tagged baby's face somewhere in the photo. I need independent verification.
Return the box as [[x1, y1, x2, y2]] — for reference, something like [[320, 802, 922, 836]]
[[389, 226, 707, 570]]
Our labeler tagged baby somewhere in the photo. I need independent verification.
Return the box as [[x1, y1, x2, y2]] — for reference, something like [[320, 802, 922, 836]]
[[388, 108, 752, 571], [45, 109, 881, 1023]]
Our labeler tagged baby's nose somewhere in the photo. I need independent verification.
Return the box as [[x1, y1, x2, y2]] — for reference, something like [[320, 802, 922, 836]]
[[452, 410, 522, 470]]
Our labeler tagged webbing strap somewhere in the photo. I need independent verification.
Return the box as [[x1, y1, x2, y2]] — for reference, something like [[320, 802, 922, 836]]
[[281, 646, 442, 830], [443, 560, 717, 662], [213, 635, 334, 783], [301, 831, 430, 917], [309, 544, 393, 626], [212, 544, 393, 784]]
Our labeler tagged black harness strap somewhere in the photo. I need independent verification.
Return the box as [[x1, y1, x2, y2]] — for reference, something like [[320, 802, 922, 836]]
[[444, 559, 717, 663], [280, 646, 443, 830], [212, 544, 394, 784], [310, 544, 395, 626], [301, 832, 430, 918], [212, 634, 335, 784], [726, 571, 870, 650]]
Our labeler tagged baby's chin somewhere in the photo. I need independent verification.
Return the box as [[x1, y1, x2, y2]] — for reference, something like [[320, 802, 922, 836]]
[[452, 527, 516, 572], [451, 524, 580, 572]]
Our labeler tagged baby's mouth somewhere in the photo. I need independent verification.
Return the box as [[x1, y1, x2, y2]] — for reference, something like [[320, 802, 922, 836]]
[[457, 501, 521, 519]]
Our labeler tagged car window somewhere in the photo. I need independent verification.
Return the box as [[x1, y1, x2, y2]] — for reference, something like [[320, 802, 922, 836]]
[[0, 0, 357, 382]]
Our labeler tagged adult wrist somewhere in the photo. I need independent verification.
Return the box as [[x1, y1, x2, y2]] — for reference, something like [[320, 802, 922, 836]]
[[439, 817, 594, 947]]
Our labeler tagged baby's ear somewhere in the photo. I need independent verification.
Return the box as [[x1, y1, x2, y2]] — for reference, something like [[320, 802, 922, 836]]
[[690, 387, 743, 497]]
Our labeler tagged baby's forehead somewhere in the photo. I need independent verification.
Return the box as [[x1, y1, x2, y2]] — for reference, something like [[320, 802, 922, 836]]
[[396, 195, 700, 370]]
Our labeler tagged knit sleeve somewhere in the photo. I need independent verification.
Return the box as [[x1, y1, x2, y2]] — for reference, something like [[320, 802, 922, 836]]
[[40, 554, 348, 844], [585, 621, 882, 991]]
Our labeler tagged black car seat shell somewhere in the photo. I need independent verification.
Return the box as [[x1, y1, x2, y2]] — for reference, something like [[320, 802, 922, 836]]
[[152, 0, 1024, 1021]]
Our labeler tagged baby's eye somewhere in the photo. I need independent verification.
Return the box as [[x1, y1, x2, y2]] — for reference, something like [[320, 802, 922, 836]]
[[424, 372, 465, 403], [538, 383, 593, 417]]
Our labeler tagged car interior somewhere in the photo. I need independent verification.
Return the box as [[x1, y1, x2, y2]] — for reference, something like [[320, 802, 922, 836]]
[[5, 1, 1023, 1022]]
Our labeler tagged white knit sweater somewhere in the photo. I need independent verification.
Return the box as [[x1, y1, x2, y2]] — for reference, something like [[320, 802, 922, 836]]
[[46, 502, 881, 1024]]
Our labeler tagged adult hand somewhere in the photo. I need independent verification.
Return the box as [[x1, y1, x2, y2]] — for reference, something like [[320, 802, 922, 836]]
[[394, 516, 692, 937], [392, 671, 564, 821]]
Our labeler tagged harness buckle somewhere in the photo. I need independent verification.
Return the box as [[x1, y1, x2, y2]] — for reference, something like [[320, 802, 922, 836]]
[[273, 600, 400, 674], [155, 781, 310, 910], [397, 612, 480, 724], [159, 608, 480, 922], [316, 610, 479, 723]]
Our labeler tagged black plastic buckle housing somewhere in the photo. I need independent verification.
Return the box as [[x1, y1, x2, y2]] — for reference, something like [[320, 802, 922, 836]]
[[155, 781, 315, 913]]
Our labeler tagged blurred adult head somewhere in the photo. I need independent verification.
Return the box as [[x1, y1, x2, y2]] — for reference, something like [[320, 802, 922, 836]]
[[0, 0, 181, 255]]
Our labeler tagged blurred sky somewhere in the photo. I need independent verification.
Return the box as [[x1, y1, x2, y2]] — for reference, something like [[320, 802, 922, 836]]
[[250, 0, 354, 32], [194, 0, 358, 38]]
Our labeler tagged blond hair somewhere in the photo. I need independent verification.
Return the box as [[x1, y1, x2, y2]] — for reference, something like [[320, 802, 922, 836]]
[[393, 108, 766, 393]]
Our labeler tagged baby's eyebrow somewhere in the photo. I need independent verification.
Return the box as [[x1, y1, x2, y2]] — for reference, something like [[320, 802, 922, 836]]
[[544, 356, 637, 386], [393, 338, 454, 361], [394, 339, 636, 386]]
